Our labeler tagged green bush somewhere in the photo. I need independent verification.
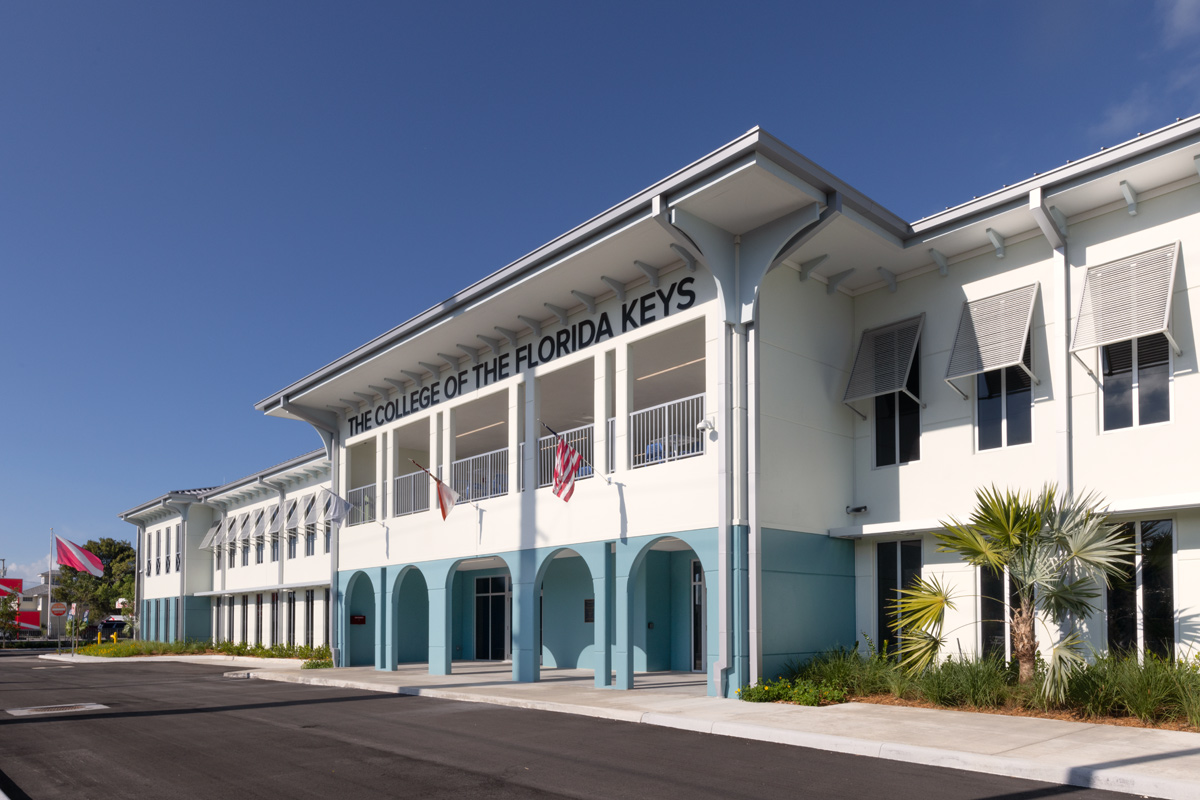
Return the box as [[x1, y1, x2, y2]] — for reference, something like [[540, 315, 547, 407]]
[[914, 656, 1011, 708], [302, 658, 334, 669], [78, 640, 331, 661]]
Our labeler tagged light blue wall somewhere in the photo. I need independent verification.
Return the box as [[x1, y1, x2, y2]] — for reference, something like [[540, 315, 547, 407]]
[[183, 596, 211, 642], [540, 556, 594, 669], [633, 550, 671, 671], [455, 567, 507, 660], [168, 598, 177, 642], [760, 528, 855, 680], [394, 570, 429, 663]]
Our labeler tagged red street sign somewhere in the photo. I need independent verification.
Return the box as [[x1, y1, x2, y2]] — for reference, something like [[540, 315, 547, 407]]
[[50, 602, 68, 617]]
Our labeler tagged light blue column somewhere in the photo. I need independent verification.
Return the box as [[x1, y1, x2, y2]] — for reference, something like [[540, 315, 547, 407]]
[[729, 524, 750, 696], [614, 573, 633, 689], [511, 578, 538, 683], [426, 560, 454, 675], [592, 545, 613, 688], [375, 566, 387, 670]]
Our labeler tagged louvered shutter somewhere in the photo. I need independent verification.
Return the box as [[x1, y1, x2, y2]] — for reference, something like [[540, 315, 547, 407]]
[[1071, 243, 1179, 352], [199, 519, 221, 550], [946, 283, 1039, 381], [844, 314, 925, 404]]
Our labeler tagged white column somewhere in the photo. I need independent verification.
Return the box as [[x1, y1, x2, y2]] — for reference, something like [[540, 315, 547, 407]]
[[613, 344, 631, 472], [594, 352, 609, 476]]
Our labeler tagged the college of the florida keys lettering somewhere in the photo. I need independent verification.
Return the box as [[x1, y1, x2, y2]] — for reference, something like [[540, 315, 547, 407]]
[[347, 276, 698, 436]]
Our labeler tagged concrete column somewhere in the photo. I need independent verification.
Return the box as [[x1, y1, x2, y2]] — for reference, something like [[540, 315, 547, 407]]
[[523, 374, 540, 494], [613, 344, 630, 471], [375, 566, 388, 670], [508, 382, 522, 495], [427, 562, 453, 675], [429, 413, 442, 511], [614, 572, 632, 689], [377, 431, 388, 521], [511, 577, 538, 683], [594, 352, 610, 478], [592, 543, 613, 688]]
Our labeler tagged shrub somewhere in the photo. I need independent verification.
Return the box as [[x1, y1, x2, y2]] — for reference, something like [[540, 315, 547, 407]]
[[302, 658, 333, 669]]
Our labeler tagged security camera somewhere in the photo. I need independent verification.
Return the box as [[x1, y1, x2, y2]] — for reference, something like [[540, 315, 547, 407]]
[[696, 419, 714, 432]]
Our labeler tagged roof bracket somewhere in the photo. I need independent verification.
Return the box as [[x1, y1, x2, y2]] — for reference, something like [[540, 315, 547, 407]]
[[943, 378, 969, 401], [368, 384, 392, 398], [456, 345, 481, 366], [877, 266, 897, 293], [476, 334, 501, 354], [670, 243, 697, 272], [929, 249, 949, 276], [437, 353, 461, 368], [353, 391, 376, 404], [827, 268, 855, 295], [1120, 180, 1139, 216], [517, 315, 543, 337], [384, 378, 407, 393], [400, 370, 424, 388], [600, 276, 626, 301], [570, 290, 596, 314], [419, 361, 443, 377], [986, 228, 1006, 258], [843, 402, 867, 421], [798, 254, 827, 281], [544, 303, 569, 326], [1029, 187, 1066, 249], [494, 327, 519, 348], [1050, 206, 1068, 234], [338, 397, 362, 411], [634, 260, 660, 287]]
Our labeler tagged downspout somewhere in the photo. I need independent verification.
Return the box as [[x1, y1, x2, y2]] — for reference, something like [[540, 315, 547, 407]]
[[280, 400, 340, 665]]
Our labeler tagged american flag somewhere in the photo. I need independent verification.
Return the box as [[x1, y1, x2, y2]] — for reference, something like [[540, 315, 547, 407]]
[[552, 437, 582, 502]]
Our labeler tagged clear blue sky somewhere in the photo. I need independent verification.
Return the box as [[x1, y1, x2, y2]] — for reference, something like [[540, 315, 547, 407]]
[[2, 1, 1197, 580]]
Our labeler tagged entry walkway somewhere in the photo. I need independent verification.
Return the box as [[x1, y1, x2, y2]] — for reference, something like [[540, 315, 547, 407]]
[[41, 655, 1200, 798]]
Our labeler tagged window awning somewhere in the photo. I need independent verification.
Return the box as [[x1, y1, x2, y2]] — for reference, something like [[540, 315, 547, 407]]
[[303, 494, 318, 526], [843, 313, 925, 417], [1070, 242, 1181, 355], [284, 500, 298, 530], [251, 510, 266, 540], [267, 507, 281, 537], [199, 520, 221, 550], [944, 283, 1040, 399], [235, 514, 251, 543], [319, 490, 334, 524]]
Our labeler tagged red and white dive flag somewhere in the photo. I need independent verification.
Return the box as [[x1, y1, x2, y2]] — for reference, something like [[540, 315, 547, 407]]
[[552, 437, 581, 502], [410, 460, 459, 521], [55, 536, 104, 577]]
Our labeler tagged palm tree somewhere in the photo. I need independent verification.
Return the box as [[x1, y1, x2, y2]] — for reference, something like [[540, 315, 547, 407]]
[[892, 485, 1133, 700]]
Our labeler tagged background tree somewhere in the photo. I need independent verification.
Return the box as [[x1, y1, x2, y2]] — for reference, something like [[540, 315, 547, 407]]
[[892, 485, 1134, 700], [55, 538, 136, 618], [0, 589, 18, 646]]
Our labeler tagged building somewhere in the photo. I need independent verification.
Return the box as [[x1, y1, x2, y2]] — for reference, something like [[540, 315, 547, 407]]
[[129, 116, 1200, 696], [20, 570, 65, 637], [120, 451, 332, 648]]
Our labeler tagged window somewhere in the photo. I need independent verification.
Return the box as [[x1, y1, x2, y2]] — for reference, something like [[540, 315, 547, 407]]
[[843, 314, 924, 468], [215, 549, 222, 570], [977, 340, 1033, 450], [164, 529, 170, 573], [1102, 334, 1171, 431], [146, 532, 152, 575], [979, 566, 1020, 659], [323, 523, 330, 554], [241, 545, 249, 567], [288, 532, 297, 559], [286, 592, 296, 647], [255, 594, 263, 647], [1107, 520, 1174, 659], [228, 544, 237, 569], [875, 341, 921, 466], [156, 530, 161, 575], [175, 524, 181, 572], [323, 588, 330, 646], [877, 540, 922, 655], [304, 589, 315, 648], [255, 541, 265, 564], [214, 597, 223, 643], [241, 595, 249, 645], [271, 538, 279, 563], [227, 596, 235, 643], [271, 592, 279, 647], [305, 525, 316, 557]]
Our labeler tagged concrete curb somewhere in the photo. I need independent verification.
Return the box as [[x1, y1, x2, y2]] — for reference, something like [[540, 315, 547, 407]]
[[249, 669, 1200, 800], [38, 653, 306, 669]]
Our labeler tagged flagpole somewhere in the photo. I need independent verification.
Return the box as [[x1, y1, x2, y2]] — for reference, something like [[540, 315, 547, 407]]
[[48, 528, 55, 650], [539, 421, 611, 485]]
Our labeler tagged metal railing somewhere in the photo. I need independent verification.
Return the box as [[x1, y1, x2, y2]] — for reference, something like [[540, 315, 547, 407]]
[[629, 393, 706, 468], [347, 484, 376, 526], [393, 471, 430, 517], [450, 447, 509, 502], [534, 423, 595, 487]]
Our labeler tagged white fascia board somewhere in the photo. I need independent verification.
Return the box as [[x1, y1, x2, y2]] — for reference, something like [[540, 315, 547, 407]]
[[1107, 492, 1200, 517], [195, 578, 332, 597], [829, 518, 943, 539]]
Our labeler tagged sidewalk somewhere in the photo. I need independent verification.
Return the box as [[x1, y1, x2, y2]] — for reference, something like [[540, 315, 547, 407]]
[[41, 655, 1200, 798]]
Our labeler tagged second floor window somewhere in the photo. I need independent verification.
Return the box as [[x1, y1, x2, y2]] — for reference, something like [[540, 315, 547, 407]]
[[1102, 334, 1171, 431], [271, 538, 279, 562], [876, 340, 921, 467], [305, 525, 316, 557], [288, 533, 297, 560], [241, 545, 250, 567], [255, 541, 265, 564], [978, 340, 1033, 450]]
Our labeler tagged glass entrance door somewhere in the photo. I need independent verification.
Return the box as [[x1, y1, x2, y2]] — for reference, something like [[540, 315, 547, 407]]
[[474, 576, 511, 660], [691, 560, 705, 672]]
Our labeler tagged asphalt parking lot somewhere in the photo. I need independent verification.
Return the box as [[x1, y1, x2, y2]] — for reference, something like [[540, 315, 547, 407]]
[[0, 654, 1134, 799]]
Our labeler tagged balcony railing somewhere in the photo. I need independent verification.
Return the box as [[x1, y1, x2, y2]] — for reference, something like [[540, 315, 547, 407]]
[[630, 393, 706, 468], [535, 423, 595, 487], [393, 471, 430, 517], [451, 447, 509, 502], [347, 484, 376, 526]]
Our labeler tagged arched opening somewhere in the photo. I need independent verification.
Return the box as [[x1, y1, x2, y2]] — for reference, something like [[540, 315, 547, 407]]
[[393, 567, 429, 664], [345, 571, 375, 667], [537, 548, 595, 670], [447, 556, 512, 662], [629, 537, 709, 676]]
